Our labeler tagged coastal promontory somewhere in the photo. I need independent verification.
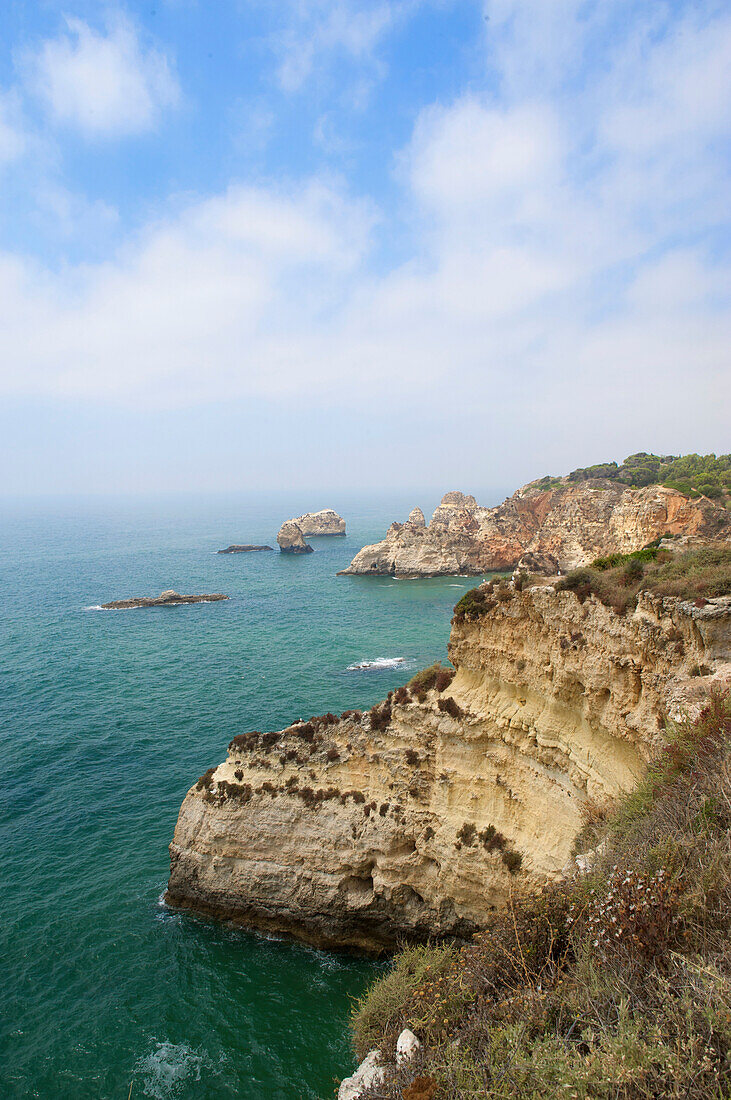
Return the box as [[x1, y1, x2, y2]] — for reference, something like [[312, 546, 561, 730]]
[[102, 589, 229, 609], [339, 454, 731, 578], [166, 544, 730, 952]]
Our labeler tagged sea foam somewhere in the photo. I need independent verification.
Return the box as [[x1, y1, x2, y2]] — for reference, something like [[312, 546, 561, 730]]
[[135, 1041, 206, 1099], [346, 657, 406, 672]]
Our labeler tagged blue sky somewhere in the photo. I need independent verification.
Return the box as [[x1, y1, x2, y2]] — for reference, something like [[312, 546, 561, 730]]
[[0, 0, 729, 496]]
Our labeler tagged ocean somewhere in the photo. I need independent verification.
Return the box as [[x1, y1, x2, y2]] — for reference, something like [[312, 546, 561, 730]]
[[0, 491, 503, 1099]]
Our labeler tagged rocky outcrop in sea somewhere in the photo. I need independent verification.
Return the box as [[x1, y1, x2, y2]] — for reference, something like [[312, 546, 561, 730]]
[[292, 509, 346, 536], [277, 521, 314, 554], [338, 483, 731, 578], [101, 589, 229, 609], [217, 545, 273, 553]]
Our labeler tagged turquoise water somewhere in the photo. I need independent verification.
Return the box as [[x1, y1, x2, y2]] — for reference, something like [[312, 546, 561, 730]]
[[0, 492, 501, 1099]]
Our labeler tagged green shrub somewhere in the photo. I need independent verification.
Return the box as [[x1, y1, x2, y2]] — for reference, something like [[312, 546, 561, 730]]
[[351, 942, 464, 1059], [556, 546, 731, 615]]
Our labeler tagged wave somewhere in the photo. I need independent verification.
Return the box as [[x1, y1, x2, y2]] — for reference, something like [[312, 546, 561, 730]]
[[346, 657, 406, 672], [134, 1041, 207, 1099], [82, 605, 104, 611]]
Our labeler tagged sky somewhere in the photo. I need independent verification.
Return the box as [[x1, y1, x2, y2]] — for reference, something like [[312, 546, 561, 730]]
[[0, 0, 729, 497]]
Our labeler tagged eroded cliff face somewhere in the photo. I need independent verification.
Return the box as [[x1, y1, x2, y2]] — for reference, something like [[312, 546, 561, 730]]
[[166, 585, 730, 953], [339, 483, 730, 578]]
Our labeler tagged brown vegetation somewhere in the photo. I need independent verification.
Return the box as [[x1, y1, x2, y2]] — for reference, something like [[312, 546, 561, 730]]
[[352, 692, 731, 1100]]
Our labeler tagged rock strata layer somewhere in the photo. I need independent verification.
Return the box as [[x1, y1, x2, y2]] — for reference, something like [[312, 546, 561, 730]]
[[276, 521, 314, 554], [292, 509, 346, 536], [217, 545, 273, 553], [166, 583, 730, 952], [102, 589, 228, 609], [339, 483, 730, 578]]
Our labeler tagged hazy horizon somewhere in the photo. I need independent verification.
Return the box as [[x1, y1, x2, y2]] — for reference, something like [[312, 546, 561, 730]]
[[1, 1, 729, 496]]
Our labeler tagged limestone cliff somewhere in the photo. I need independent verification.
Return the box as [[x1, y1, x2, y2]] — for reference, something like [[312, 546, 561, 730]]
[[166, 583, 730, 953], [339, 482, 730, 578], [292, 509, 346, 536]]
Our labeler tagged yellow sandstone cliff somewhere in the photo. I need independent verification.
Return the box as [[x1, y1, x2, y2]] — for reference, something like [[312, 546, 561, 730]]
[[166, 581, 730, 953]]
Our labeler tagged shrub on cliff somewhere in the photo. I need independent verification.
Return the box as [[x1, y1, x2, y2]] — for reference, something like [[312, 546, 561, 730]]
[[564, 451, 731, 503], [370, 701, 392, 731], [557, 545, 731, 616], [408, 664, 439, 693], [228, 731, 260, 752], [437, 697, 463, 719], [452, 578, 512, 623], [351, 692, 731, 1100], [195, 767, 216, 791]]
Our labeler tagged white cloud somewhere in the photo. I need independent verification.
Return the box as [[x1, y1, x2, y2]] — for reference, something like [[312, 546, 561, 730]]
[[25, 14, 179, 137], [267, 0, 421, 92], [405, 98, 562, 219], [0, 0, 728, 471]]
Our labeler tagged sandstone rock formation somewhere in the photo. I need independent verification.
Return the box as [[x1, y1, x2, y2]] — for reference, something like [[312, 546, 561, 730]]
[[339, 483, 730, 578], [102, 589, 228, 609], [276, 521, 314, 554], [166, 582, 729, 952], [217, 545, 273, 554], [292, 509, 346, 536]]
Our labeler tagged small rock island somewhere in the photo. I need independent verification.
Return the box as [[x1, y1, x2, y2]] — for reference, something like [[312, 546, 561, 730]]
[[292, 509, 346, 536], [276, 521, 314, 554], [217, 545, 273, 554], [101, 589, 229, 609]]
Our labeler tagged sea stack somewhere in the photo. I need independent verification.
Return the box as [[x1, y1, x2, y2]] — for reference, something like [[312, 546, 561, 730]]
[[277, 521, 314, 554], [292, 509, 346, 536]]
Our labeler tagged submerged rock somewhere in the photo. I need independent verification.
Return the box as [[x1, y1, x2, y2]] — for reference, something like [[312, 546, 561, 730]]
[[217, 545, 273, 553], [277, 521, 314, 554], [101, 590, 228, 609], [292, 509, 346, 536]]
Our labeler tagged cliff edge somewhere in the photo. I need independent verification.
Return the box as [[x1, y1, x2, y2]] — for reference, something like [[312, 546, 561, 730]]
[[166, 566, 730, 953]]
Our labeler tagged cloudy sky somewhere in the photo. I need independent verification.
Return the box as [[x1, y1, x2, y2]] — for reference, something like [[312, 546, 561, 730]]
[[1, 0, 729, 496]]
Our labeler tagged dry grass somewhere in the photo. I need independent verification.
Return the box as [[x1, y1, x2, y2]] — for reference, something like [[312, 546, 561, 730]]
[[351, 692, 731, 1100]]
